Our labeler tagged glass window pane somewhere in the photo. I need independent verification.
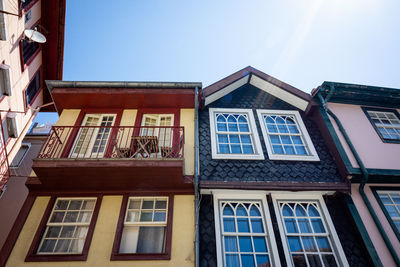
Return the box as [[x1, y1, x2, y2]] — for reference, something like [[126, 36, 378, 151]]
[[126, 211, 139, 222], [272, 145, 283, 154], [282, 205, 294, 216], [288, 236, 303, 252], [142, 200, 154, 209], [316, 237, 332, 252], [136, 226, 166, 253], [237, 218, 250, 233], [228, 123, 238, 132], [236, 205, 247, 216], [155, 200, 167, 209], [292, 255, 307, 266], [239, 236, 253, 252], [224, 236, 238, 252], [224, 218, 236, 232], [284, 145, 295, 154], [154, 212, 166, 222], [302, 236, 317, 252], [230, 145, 242, 154], [240, 135, 251, 144], [311, 219, 326, 233], [295, 146, 307, 155], [307, 254, 323, 267], [218, 134, 228, 143], [240, 255, 255, 267], [253, 237, 267, 252], [298, 219, 312, 233], [250, 206, 261, 216], [288, 124, 299, 133], [50, 212, 65, 223], [251, 219, 264, 233], [64, 212, 79, 223], [239, 124, 249, 132], [217, 123, 227, 131], [322, 255, 338, 267], [256, 255, 270, 266], [385, 205, 399, 217], [55, 200, 68, 210], [281, 136, 292, 144], [270, 135, 281, 144], [39, 239, 56, 253], [225, 254, 240, 267], [223, 205, 234, 216], [267, 124, 278, 133], [46, 226, 61, 238], [219, 144, 230, 153], [292, 136, 303, 144], [242, 145, 254, 154], [60, 226, 75, 238], [140, 211, 153, 222], [82, 200, 95, 210], [69, 200, 82, 210], [229, 135, 240, 143], [78, 211, 92, 223], [54, 239, 71, 253], [295, 205, 307, 216], [285, 218, 298, 233]]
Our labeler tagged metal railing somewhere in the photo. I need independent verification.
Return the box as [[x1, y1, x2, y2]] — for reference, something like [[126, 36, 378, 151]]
[[37, 126, 184, 160]]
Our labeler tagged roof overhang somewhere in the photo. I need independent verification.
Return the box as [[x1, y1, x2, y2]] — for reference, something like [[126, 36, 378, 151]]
[[46, 81, 202, 114], [203, 66, 316, 112], [314, 81, 400, 108], [41, 0, 66, 111]]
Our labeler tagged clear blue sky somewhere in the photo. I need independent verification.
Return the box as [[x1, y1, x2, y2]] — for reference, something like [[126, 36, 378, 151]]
[[35, 0, 400, 124]]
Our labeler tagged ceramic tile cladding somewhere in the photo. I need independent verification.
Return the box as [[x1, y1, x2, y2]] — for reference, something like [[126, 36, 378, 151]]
[[199, 84, 343, 183], [325, 195, 373, 266]]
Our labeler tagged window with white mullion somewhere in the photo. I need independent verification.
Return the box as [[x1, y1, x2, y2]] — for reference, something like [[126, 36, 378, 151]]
[[219, 200, 272, 267], [119, 197, 168, 254], [367, 110, 400, 140], [377, 191, 400, 232], [37, 198, 96, 254], [277, 201, 339, 267]]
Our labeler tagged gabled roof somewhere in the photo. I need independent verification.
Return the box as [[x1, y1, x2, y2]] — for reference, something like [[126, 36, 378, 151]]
[[313, 81, 400, 108], [203, 66, 315, 112]]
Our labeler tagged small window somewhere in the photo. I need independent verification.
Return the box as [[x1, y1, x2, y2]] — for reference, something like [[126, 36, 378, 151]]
[[0, 64, 12, 96], [272, 194, 348, 267], [376, 191, 400, 237], [10, 143, 30, 168], [0, 0, 7, 41], [119, 197, 168, 254], [362, 108, 400, 143], [256, 110, 319, 161], [21, 0, 36, 9], [209, 108, 264, 160], [25, 71, 40, 108], [213, 192, 281, 267], [2, 115, 18, 143], [37, 198, 97, 254], [21, 34, 39, 66], [111, 195, 173, 260]]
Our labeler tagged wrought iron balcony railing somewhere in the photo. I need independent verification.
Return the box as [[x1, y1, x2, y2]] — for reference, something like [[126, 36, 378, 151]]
[[37, 126, 184, 160]]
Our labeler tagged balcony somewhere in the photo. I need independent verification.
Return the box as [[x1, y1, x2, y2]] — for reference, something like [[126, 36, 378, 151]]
[[30, 126, 190, 191]]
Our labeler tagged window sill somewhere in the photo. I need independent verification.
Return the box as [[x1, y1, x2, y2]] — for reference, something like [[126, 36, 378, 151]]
[[212, 153, 265, 160], [25, 253, 88, 262], [110, 253, 171, 261], [267, 154, 320, 161]]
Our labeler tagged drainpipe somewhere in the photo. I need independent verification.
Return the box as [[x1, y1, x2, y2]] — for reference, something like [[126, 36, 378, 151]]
[[194, 86, 200, 267], [318, 90, 400, 266]]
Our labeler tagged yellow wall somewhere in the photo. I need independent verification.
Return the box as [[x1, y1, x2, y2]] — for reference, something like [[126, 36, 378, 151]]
[[6, 195, 195, 267], [180, 109, 195, 176]]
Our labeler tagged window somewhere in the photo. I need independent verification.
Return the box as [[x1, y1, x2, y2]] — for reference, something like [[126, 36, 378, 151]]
[[0, 0, 7, 41], [21, 0, 36, 9], [21, 35, 39, 66], [213, 192, 280, 267], [10, 143, 30, 168], [2, 114, 18, 144], [272, 194, 348, 267], [25, 71, 40, 108], [256, 110, 319, 161], [362, 108, 400, 143], [111, 195, 173, 260], [209, 108, 264, 160], [37, 198, 97, 254], [375, 191, 400, 238], [141, 114, 174, 152], [0, 64, 12, 97]]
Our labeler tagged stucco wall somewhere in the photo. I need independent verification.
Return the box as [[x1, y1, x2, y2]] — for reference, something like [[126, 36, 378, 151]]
[[351, 183, 400, 267], [327, 103, 400, 170], [6, 195, 195, 266]]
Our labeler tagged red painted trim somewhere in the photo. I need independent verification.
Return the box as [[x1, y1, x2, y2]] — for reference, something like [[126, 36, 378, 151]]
[[22, 67, 43, 114], [110, 194, 174, 260], [60, 109, 123, 158], [25, 195, 103, 262], [0, 194, 35, 266]]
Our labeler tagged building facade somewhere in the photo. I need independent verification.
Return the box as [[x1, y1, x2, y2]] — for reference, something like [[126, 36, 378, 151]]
[[198, 67, 373, 267], [1, 81, 199, 266], [0, 0, 65, 251], [313, 82, 400, 267]]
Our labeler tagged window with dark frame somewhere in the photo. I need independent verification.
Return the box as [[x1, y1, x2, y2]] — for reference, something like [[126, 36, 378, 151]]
[[21, 36, 39, 65], [374, 190, 400, 240], [25, 71, 40, 108], [111, 195, 173, 260], [21, 0, 36, 10], [362, 107, 400, 143], [26, 196, 102, 262], [10, 143, 30, 168]]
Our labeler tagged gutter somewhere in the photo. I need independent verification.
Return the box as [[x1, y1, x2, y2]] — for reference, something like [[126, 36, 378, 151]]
[[194, 86, 200, 267], [318, 88, 399, 266]]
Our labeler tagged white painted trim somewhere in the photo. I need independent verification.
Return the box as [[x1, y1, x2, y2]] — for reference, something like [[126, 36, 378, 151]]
[[205, 76, 249, 106], [250, 75, 309, 111], [256, 109, 319, 161], [213, 190, 281, 267], [209, 108, 264, 160], [271, 193, 349, 267]]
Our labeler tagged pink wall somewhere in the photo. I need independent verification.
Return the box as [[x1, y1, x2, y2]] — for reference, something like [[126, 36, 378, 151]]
[[328, 103, 400, 170], [351, 184, 400, 267]]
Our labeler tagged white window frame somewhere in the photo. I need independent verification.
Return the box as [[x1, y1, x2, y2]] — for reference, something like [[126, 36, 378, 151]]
[[209, 108, 264, 160], [0, 64, 12, 96], [256, 109, 319, 161], [271, 192, 348, 267], [10, 142, 31, 168], [0, 0, 8, 41], [119, 196, 169, 254], [37, 197, 97, 255], [213, 190, 281, 267]]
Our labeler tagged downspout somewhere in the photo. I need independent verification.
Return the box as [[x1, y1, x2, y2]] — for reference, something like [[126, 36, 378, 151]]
[[318, 89, 400, 266], [194, 86, 200, 267]]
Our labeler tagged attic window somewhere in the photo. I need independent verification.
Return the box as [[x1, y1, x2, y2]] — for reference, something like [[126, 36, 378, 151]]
[[362, 107, 400, 143], [256, 110, 319, 161], [209, 108, 264, 160]]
